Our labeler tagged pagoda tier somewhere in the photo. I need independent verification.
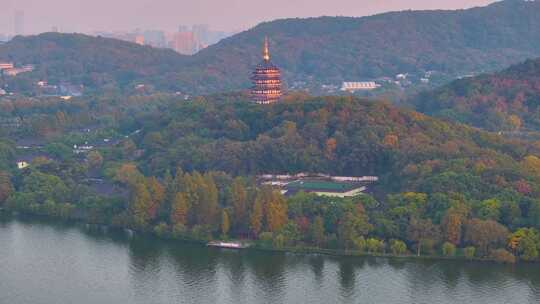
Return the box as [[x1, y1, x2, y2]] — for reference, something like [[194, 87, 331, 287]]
[[251, 38, 282, 104]]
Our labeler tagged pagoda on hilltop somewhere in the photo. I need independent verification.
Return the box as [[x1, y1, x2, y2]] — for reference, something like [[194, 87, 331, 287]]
[[251, 37, 282, 104]]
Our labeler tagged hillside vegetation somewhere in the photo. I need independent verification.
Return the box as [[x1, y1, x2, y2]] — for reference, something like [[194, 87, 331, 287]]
[[410, 58, 540, 132], [3, 0, 540, 94], [2, 94, 540, 261]]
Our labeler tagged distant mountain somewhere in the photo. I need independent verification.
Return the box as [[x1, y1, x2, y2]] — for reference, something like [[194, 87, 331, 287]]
[[0, 33, 191, 92], [409, 57, 540, 132], [3, 0, 540, 94]]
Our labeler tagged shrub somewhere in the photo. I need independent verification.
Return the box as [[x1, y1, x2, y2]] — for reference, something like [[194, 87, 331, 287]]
[[153, 222, 170, 238], [353, 237, 367, 252], [442, 242, 456, 257], [366, 238, 385, 253], [258, 232, 274, 248], [273, 234, 286, 249], [490, 249, 517, 264], [390, 240, 407, 255], [191, 225, 212, 241], [172, 223, 187, 238], [464, 246, 476, 259]]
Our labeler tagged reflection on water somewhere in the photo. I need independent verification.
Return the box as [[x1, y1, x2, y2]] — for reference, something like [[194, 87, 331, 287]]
[[1, 215, 540, 304]]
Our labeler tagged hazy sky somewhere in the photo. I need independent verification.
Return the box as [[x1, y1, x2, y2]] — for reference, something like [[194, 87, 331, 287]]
[[0, 0, 496, 35]]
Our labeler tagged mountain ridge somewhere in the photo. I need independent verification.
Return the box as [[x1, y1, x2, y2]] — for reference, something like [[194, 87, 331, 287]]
[[2, 0, 540, 94]]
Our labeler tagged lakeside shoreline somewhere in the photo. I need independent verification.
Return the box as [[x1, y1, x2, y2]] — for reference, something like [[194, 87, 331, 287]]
[[0, 210, 522, 265]]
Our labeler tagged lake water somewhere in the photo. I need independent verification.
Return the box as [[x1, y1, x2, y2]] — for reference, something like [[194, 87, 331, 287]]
[[1, 215, 540, 304]]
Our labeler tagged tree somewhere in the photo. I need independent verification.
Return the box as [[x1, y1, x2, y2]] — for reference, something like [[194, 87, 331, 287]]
[[129, 181, 152, 228], [311, 216, 325, 247], [509, 228, 540, 261], [189, 172, 219, 227], [221, 210, 231, 238], [477, 199, 501, 221], [265, 190, 288, 233], [522, 155, 540, 177], [407, 218, 440, 256], [146, 177, 165, 220], [464, 219, 509, 256], [87, 150, 104, 168], [115, 163, 143, 186], [250, 199, 263, 238], [170, 192, 189, 226], [338, 211, 373, 250], [441, 210, 464, 246], [278, 221, 301, 247], [230, 177, 248, 231], [0, 171, 13, 205]]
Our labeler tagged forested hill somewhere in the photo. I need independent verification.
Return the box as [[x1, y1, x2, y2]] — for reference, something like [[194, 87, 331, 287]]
[[0, 33, 191, 91], [409, 58, 540, 132], [2, 94, 540, 261], [3, 0, 540, 94]]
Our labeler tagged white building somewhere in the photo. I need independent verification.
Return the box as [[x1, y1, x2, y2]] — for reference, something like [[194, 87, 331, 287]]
[[341, 82, 381, 92], [17, 161, 29, 170]]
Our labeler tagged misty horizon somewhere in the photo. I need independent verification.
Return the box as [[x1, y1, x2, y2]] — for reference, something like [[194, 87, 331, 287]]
[[0, 0, 496, 36]]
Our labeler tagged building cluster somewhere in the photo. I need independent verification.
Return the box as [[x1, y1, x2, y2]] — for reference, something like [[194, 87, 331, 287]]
[[258, 173, 378, 198], [36, 81, 83, 99], [95, 25, 233, 55], [0, 62, 34, 76]]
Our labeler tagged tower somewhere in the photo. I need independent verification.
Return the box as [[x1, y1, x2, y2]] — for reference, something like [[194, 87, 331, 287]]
[[251, 37, 282, 104]]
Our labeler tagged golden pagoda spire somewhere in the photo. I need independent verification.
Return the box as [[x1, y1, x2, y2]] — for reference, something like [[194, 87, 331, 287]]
[[263, 36, 270, 62]]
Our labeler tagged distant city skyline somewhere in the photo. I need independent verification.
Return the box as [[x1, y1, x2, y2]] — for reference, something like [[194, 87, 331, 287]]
[[0, 0, 496, 35]]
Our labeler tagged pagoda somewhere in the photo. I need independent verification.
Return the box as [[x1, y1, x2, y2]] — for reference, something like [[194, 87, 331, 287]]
[[251, 37, 282, 104]]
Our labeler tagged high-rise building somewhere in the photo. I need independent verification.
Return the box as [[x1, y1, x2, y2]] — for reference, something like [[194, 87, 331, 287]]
[[14, 10, 25, 36], [170, 31, 201, 55], [135, 35, 145, 45], [251, 37, 282, 104], [192, 24, 210, 44], [143, 30, 166, 48]]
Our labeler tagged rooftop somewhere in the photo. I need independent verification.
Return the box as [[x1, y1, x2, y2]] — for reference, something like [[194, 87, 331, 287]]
[[286, 180, 360, 193]]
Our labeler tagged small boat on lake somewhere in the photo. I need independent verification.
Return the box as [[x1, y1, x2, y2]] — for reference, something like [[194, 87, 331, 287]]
[[207, 241, 250, 249]]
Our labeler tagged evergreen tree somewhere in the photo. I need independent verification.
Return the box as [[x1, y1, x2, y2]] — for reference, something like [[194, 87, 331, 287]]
[[171, 192, 189, 226], [221, 210, 231, 238], [250, 199, 263, 238]]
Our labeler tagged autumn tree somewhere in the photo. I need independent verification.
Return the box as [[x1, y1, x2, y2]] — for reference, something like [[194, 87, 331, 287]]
[[509, 228, 540, 261], [464, 219, 509, 256], [129, 181, 152, 228], [407, 218, 441, 256], [441, 205, 468, 246], [265, 190, 288, 233], [87, 150, 104, 168], [146, 177, 165, 221], [115, 163, 144, 186]]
